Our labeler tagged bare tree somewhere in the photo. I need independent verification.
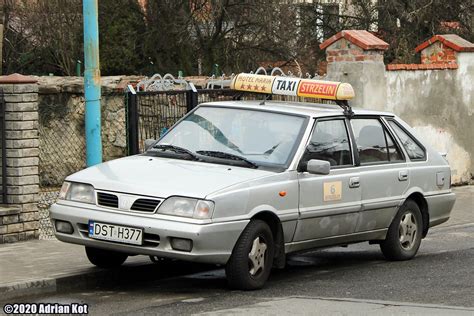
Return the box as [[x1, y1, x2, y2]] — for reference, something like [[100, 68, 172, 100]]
[[3, 0, 82, 75]]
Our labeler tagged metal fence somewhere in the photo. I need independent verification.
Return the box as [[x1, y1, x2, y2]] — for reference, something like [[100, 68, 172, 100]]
[[38, 92, 127, 239], [38, 95, 87, 239], [127, 88, 267, 154], [132, 91, 189, 153]]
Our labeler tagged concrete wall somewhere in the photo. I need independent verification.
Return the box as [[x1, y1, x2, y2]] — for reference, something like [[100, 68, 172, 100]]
[[37, 76, 134, 186], [385, 53, 473, 183], [325, 41, 473, 184]]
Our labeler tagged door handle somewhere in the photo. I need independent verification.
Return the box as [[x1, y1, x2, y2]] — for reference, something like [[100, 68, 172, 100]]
[[349, 177, 360, 188], [399, 170, 408, 181]]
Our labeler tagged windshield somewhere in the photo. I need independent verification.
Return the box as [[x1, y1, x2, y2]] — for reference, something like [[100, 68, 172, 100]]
[[156, 106, 308, 168]]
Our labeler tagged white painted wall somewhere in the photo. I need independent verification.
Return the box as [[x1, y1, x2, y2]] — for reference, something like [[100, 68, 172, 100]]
[[327, 51, 474, 183], [385, 54, 474, 183]]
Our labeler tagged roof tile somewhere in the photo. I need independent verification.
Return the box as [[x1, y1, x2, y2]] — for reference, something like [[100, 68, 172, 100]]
[[386, 63, 458, 71], [415, 34, 474, 53], [320, 30, 389, 51]]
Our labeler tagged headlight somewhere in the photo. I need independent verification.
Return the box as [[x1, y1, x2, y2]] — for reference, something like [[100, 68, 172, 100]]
[[58, 181, 96, 204], [157, 197, 214, 219]]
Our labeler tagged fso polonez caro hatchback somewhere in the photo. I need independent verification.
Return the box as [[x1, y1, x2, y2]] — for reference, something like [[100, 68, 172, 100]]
[[50, 74, 456, 290]]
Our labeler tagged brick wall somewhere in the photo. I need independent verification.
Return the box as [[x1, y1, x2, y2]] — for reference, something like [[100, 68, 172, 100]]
[[0, 74, 40, 243], [420, 41, 458, 64], [326, 38, 384, 63]]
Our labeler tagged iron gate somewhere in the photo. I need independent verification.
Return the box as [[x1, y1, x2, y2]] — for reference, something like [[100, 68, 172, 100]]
[[126, 88, 262, 154]]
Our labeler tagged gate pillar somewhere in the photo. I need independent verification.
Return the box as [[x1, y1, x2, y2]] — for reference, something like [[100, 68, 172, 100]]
[[0, 73, 40, 243]]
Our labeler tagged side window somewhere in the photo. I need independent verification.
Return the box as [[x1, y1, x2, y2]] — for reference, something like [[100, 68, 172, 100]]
[[351, 118, 403, 164], [302, 119, 352, 167], [388, 120, 426, 160]]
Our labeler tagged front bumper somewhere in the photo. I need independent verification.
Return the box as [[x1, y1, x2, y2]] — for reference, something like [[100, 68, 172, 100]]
[[50, 203, 248, 265]]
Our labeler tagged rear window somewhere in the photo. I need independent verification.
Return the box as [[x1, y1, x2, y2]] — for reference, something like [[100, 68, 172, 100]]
[[387, 120, 426, 160]]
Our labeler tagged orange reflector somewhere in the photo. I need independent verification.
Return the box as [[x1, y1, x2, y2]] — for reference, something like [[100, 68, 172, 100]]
[[279, 191, 287, 197]]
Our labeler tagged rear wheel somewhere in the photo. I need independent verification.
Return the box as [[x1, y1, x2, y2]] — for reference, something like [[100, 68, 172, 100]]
[[380, 200, 423, 260], [85, 247, 128, 268], [225, 220, 274, 290]]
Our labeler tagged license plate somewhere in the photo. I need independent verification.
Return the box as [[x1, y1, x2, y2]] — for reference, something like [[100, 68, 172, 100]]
[[88, 221, 143, 245]]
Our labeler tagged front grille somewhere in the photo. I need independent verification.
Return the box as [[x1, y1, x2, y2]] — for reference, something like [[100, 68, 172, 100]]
[[131, 199, 160, 212], [97, 192, 119, 208]]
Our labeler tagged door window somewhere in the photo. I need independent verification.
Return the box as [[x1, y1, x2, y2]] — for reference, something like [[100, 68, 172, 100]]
[[302, 119, 352, 167], [388, 120, 426, 160], [351, 118, 403, 164]]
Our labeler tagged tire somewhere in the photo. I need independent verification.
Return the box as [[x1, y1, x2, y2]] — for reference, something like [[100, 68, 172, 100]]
[[380, 199, 423, 261], [85, 247, 128, 268], [225, 220, 274, 290]]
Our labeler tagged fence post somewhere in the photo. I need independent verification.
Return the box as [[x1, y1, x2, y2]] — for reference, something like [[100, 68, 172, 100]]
[[0, 73, 40, 243], [186, 83, 198, 112], [126, 89, 139, 155]]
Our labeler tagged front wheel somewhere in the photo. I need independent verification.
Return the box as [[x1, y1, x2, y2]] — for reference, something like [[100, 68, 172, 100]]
[[85, 247, 128, 268], [225, 220, 274, 290], [380, 200, 423, 261]]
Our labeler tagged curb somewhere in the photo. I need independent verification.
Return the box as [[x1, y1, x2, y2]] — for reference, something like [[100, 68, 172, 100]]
[[0, 263, 154, 300], [1, 279, 57, 301], [0, 260, 212, 300]]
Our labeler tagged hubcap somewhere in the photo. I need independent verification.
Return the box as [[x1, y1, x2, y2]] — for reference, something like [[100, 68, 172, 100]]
[[248, 236, 267, 276], [399, 212, 417, 250]]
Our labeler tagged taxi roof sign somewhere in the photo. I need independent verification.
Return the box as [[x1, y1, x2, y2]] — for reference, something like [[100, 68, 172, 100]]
[[230, 73, 355, 101]]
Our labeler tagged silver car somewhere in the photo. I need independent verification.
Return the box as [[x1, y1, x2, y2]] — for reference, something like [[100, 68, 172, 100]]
[[50, 100, 456, 290]]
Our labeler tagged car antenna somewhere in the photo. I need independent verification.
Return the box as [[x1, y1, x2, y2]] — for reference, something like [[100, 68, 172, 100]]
[[336, 100, 354, 117]]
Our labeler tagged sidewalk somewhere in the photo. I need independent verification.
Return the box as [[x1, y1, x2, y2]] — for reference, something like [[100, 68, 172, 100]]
[[0, 186, 472, 300], [0, 240, 152, 299]]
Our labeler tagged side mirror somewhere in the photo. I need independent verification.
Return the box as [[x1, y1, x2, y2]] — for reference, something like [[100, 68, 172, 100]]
[[306, 159, 330, 175], [144, 139, 156, 151]]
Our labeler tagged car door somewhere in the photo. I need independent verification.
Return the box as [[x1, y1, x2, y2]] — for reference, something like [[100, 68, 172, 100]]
[[349, 116, 409, 232], [294, 117, 362, 242]]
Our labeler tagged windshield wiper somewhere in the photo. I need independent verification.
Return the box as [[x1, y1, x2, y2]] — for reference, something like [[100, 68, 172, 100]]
[[196, 150, 258, 169], [263, 143, 281, 155], [152, 144, 199, 160]]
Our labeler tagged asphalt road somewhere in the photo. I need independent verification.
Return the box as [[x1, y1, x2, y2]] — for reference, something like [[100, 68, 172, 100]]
[[2, 186, 473, 315]]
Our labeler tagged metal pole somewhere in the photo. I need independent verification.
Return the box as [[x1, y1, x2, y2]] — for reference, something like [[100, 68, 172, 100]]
[[186, 83, 198, 112], [76, 60, 82, 77], [126, 85, 139, 155], [83, 0, 102, 166]]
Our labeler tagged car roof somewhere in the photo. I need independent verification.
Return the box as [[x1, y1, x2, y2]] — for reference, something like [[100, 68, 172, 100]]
[[199, 100, 395, 118]]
